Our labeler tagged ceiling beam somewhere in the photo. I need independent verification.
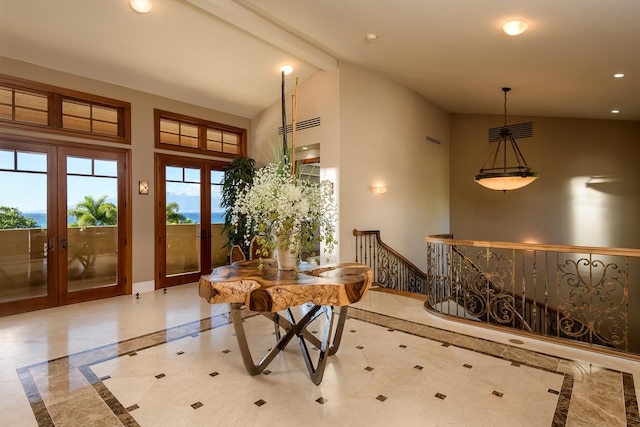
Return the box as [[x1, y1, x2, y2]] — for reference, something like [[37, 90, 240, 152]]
[[183, 0, 338, 71]]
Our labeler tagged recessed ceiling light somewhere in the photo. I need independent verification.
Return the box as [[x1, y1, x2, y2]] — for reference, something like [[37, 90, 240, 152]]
[[280, 64, 293, 75], [614, 73, 625, 78], [130, 0, 152, 13], [502, 19, 528, 36], [366, 33, 377, 42], [611, 109, 620, 114]]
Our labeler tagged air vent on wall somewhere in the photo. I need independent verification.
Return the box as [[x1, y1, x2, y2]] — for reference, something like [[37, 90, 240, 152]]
[[426, 136, 441, 145], [489, 121, 533, 142], [278, 117, 321, 135]]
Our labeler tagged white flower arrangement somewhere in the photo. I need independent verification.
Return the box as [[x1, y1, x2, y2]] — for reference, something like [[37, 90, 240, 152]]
[[232, 162, 337, 263]]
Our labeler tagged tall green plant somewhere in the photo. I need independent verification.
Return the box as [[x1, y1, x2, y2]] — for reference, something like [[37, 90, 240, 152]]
[[221, 156, 256, 256]]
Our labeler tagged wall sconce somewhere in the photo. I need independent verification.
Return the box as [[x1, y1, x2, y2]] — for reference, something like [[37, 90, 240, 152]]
[[139, 180, 149, 195], [371, 185, 387, 195]]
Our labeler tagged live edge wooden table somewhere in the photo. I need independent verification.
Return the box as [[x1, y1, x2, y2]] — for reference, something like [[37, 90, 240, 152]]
[[198, 259, 372, 385]]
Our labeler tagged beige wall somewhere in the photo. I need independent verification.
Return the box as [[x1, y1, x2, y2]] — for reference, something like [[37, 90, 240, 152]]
[[252, 69, 341, 261], [450, 114, 640, 249], [0, 56, 251, 288], [5, 56, 636, 292], [253, 63, 451, 270], [338, 63, 450, 270], [252, 70, 340, 167]]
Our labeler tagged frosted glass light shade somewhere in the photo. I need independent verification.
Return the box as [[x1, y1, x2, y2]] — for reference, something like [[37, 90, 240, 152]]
[[503, 20, 528, 36], [475, 174, 538, 191], [280, 64, 293, 75], [371, 185, 387, 194], [130, 0, 152, 13]]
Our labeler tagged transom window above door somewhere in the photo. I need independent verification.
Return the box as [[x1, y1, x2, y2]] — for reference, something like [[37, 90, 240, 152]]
[[154, 109, 246, 158], [0, 74, 130, 144]]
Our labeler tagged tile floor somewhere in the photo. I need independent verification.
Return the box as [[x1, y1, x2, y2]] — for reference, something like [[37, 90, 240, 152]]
[[1, 283, 639, 426]]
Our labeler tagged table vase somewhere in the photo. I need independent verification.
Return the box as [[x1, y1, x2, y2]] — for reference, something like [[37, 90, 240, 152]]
[[275, 245, 298, 270]]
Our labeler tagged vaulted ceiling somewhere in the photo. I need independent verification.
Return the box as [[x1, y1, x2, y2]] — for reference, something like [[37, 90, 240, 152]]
[[1, 0, 638, 120]]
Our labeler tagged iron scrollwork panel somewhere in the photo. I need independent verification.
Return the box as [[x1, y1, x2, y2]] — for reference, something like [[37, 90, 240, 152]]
[[376, 247, 400, 290], [557, 255, 628, 349], [462, 249, 518, 325]]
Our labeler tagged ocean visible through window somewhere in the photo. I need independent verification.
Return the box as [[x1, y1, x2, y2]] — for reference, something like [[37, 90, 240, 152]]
[[20, 211, 225, 228]]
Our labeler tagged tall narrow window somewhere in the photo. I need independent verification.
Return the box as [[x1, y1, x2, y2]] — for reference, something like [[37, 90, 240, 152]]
[[66, 155, 119, 292], [165, 165, 201, 277]]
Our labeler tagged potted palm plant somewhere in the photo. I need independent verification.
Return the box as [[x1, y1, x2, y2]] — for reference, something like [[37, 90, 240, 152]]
[[220, 156, 256, 259]]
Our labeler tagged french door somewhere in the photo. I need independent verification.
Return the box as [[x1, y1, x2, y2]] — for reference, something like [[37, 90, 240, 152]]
[[155, 154, 227, 288], [0, 138, 129, 316]]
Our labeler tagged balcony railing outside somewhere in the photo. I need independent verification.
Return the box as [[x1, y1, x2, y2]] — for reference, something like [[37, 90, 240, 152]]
[[0, 224, 229, 304]]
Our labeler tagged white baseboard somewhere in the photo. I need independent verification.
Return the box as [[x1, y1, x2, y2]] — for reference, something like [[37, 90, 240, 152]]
[[132, 280, 155, 295]]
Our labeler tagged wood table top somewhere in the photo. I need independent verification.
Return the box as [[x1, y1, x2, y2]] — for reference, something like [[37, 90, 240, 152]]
[[198, 259, 373, 312]]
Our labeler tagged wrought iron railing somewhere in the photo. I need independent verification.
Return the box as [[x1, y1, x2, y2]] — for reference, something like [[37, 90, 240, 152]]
[[353, 229, 428, 294], [427, 235, 640, 356], [353, 229, 640, 357]]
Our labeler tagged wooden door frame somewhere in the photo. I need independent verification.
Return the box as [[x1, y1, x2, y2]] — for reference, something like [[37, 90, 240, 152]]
[[0, 134, 131, 316], [58, 145, 131, 305], [0, 139, 58, 315], [154, 153, 228, 289]]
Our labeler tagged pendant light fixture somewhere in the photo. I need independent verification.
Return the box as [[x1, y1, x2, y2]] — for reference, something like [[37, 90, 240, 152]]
[[474, 88, 538, 192]]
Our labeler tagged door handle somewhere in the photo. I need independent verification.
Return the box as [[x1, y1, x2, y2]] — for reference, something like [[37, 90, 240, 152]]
[[61, 238, 68, 249], [44, 238, 55, 256]]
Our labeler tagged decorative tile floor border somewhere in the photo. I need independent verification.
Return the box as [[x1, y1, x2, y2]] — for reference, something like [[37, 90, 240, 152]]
[[16, 307, 639, 426]]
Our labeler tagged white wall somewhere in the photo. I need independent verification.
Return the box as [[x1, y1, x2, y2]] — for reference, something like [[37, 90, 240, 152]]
[[338, 63, 450, 270], [450, 114, 640, 249]]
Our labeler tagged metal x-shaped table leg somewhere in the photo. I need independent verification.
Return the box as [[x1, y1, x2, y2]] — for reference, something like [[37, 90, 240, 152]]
[[229, 303, 349, 385]]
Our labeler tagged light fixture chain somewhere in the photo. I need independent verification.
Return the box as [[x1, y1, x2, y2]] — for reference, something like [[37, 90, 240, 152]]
[[503, 89, 508, 128]]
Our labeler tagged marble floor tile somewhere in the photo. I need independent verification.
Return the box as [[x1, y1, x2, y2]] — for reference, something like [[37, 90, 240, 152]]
[[1, 284, 639, 426]]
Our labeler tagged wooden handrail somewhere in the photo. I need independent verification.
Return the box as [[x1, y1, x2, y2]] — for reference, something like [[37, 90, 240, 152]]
[[426, 234, 636, 355], [351, 230, 639, 355], [353, 229, 428, 294], [354, 229, 635, 354], [426, 235, 640, 257], [354, 229, 427, 277]]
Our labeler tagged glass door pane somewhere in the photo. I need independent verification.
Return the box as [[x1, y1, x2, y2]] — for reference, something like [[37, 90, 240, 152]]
[[66, 155, 118, 292], [165, 166, 201, 276], [0, 149, 50, 303], [210, 169, 227, 268]]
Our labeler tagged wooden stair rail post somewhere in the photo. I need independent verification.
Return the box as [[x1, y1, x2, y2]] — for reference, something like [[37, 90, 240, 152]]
[[353, 229, 428, 294]]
